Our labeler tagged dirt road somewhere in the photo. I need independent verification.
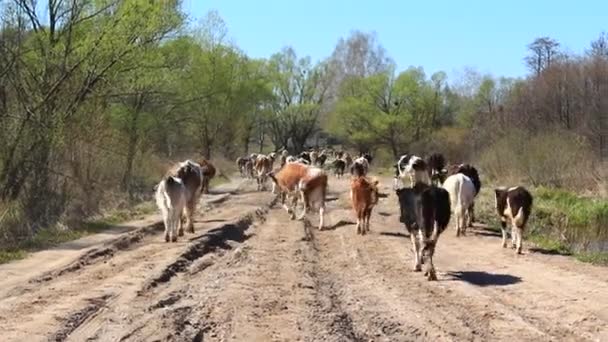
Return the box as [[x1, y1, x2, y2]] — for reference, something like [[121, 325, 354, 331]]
[[1, 176, 607, 342]]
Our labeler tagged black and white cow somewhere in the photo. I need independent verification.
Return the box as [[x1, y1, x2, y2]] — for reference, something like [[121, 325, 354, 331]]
[[456, 164, 481, 227], [396, 182, 451, 281], [350, 156, 370, 176], [393, 154, 430, 189], [495, 186, 533, 254], [426, 153, 447, 186]]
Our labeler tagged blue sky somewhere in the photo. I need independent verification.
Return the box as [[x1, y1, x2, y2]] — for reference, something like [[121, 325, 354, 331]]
[[184, 0, 607, 79]]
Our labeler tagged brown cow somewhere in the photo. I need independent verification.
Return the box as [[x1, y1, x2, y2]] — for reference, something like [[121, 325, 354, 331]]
[[350, 175, 379, 235], [198, 158, 216, 194], [268, 162, 327, 230]]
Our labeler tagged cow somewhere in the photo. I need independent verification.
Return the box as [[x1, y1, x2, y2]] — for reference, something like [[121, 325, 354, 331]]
[[297, 157, 311, 165], [236, 156, 254, 179], [310, 150, 319, 165], [279, 150, 289, 168], [343, 153, 353, 169], [350, 156, 370, 176], [316, 153, 327, 167], [267, 162, 327, 231], [350, 175, 379, 235], [155, 175, 186, 243], [495, 186, 533, 254], [396, 183, 451, 281], [255, 154, 274, 191], [394, 154, 430, 189], [236, 157, 248, 177], [442, 173, 476, 237], [360, 152, 373, 164], [198, 158, 216, 194], [332, 158, 346, 178], [456, 164, 481, 227], [298, 152, 312, 164], [426, 153, 447, 186], [165, 160, 204, 235]]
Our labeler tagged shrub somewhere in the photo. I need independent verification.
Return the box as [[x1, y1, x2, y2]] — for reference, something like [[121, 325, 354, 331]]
[[478, 129, 600, 191]]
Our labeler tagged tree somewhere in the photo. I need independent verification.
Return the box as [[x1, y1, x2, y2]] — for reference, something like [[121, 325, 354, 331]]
[[266, 47, 331, 153], [524, 37, 561, 76], [588, 31, 608, 58], [0, 0, 184, 226], [329, 66, 445, 157]]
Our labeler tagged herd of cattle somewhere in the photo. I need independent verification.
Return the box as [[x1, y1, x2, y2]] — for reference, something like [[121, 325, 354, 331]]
[[154, 148, 533, 281]]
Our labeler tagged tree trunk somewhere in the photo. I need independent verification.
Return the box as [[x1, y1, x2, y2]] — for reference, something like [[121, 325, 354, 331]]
[[121, 95, 144, 194]]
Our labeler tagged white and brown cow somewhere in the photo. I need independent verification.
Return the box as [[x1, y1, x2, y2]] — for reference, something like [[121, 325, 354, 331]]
[[396, 182, 451, 281], [255, 154, 274, 191], [495, 186, 533, 254], [165, 160, 204, 235], [268, 162, 327, 230], [350, 174, 379, 235], [155, 175, 186, 243]]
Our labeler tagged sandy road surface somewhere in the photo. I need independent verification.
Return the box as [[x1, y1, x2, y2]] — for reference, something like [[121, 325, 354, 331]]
[[0, 176, 607, 342]]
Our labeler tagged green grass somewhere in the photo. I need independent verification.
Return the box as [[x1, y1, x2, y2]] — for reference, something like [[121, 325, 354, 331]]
[[527, 234, 572, 255], [575, 252, 608, 266], [472, 184, 608, 266], [0, 201, 157, 265]]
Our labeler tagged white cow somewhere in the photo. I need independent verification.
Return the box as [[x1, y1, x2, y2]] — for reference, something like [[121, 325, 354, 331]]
[[442, 173, 476, 237]]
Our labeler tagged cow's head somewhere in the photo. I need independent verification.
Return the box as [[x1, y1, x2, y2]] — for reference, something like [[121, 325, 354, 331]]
[[395, 187, 418, 228]]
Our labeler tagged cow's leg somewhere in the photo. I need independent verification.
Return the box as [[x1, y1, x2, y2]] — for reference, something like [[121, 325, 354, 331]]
[[178, 209, 185, 236], [469, 202, 476, 227], [410, 232, 422, 271], [500, 219, 508, 248], [171, 213, 178, 242], [163, 214, 170, 243], [426, 248, 437, 281], [365, 208, 372, 233], [515, 225, 523, 254], [288, 193, 297, 220], [185, 201, 196, 234], [296, 191, 308, 220], [460, 208, 468, 236], [511, 223, 518, 249], [454, 210, 461, 237], [318, 203, 325, 231]]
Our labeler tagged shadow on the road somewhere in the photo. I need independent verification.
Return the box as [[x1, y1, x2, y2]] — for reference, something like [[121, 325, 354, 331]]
[[528, 247, 572, 256], [471, 229, 502, 237], [377, 212, 392, 217], [325, 196, 339, 202], [324, 219, 356, 231], [199, 219, 228, 223], [379, 231, 410, 239], [446, 271, 522, 286]]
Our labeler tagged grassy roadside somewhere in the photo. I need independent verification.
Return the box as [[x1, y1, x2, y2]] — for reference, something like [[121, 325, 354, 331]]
[[474, 183, 608, 266], [0, 174, 233, 265], [0, 201, 156, 265]]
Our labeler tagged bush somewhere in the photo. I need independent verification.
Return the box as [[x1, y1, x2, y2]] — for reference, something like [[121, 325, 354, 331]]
[[478, 129, 600, 191], [411, 127, 470, 163]]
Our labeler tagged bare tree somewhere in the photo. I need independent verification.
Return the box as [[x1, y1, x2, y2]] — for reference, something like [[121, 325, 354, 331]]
[[524, 37, 561, 76]]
